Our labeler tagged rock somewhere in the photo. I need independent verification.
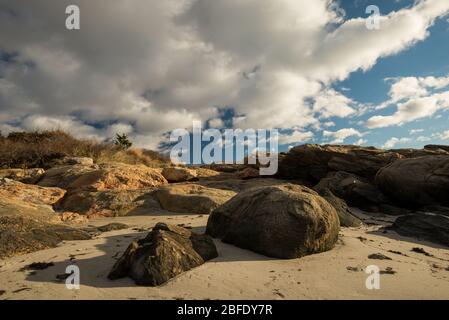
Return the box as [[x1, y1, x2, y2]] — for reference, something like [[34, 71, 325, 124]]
[[0, 216, 91, 258], [66, 163, 167, 191], [278, 144, 402, 183], [206, 184, 340, 259], [0, 168, 45, 184], [38, 164, 99, 189], [39, 163, 167, 191], [368, 253, 392, 260], [161, 167, 197, 183], [63, 157, 94, 166], [108, 223, 218, 286], [0, 178, 66, 206], [315, 171, 389, 207], [154, 184, 236, 214], [376, 156, 449, 207], [82, 223, 128, 236], [0, 197, 57, 222], [56, 189, 161, 217], [236, 167, 260, 180], [392, 213, 449, 247], [424, 145, 449, 153], [50, 212, 89, 224], [313, 187, 362, 227]]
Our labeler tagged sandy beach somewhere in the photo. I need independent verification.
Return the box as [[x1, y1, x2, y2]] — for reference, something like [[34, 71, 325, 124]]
[[1, 211, 448, 300]]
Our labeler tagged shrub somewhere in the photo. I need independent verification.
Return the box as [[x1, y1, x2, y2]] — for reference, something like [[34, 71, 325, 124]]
[[0, 130, 170, 169]]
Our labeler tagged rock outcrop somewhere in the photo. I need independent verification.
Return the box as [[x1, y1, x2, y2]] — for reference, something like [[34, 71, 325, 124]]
[[278, 144, 402, 183], [0, 216, 91, 258], [315, 171, 389, 207], [0, 178, 66, 206], [57, 189, 160, 217], [392, 213, 449, 247], [313, 187, 362, 227], [154, 184, 236, 214], [207, 184, 340, 259], [39, 163, 167, 191], [161, 167, 197, 183], [108, 223, 218, 286], [376, 155, 449, 207], [0, 168, 45, 184]]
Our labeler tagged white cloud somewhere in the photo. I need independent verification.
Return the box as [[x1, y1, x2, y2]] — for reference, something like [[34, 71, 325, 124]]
[[278, 130, 314, 145], [366, 91, 449, 128], [439, 130, 449, 140], [0, 0, 448, 148], [382, 137, 412, 149], [323, 128, 362, 144], [409, 128, 424, 134], [354, 138, 368, 146]]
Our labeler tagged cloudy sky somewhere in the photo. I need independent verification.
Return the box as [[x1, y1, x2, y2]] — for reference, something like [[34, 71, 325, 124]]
[[1, 0, 449, 151]]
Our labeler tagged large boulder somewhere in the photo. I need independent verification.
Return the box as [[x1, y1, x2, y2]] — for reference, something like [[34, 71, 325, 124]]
[[392, 213, 449, 247], [0, 216, 91, 258], [207, 184, 340, 259], [56, 189, 160, 217], [39, 163, 167, 191], [153, 184, 236, 214], [0, 168, 45, 184], [278, 144, 402, 183], [0, 178, 66, 206], [161, 167, 197, 183], [376, 156, 449, 207], [108, 223, 218, 286]]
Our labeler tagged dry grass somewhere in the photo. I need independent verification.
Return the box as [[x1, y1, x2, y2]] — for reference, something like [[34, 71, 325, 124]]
[[0, 130, 170, 169]]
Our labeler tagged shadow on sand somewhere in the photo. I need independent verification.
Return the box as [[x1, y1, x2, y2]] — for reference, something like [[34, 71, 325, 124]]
[[23, 225, 273, 289]]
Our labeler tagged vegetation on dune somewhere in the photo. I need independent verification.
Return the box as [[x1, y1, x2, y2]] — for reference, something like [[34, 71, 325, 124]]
[[0, 130, 170, 169]]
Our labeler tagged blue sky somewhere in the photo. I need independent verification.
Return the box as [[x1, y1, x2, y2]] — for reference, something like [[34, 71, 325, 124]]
[[327, 0, 449, 150], [0, 0, 449, 155]]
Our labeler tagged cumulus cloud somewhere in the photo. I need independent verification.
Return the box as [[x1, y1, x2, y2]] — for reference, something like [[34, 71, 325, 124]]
[[0, 0, 448, 149], [382, 137, 412, 149], [278, 130, 314, 146], [439, 130, 449, 140], [323, 128, 362, 144]]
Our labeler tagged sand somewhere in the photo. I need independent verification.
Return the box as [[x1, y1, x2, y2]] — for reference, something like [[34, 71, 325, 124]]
[[0, 211, 448, 300]]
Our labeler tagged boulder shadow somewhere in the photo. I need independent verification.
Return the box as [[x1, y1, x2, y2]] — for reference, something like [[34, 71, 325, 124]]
[[24, 226, 272, 289]]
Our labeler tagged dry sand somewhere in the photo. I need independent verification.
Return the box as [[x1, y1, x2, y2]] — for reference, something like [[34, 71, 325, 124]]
[[1, 211, 448, 300]]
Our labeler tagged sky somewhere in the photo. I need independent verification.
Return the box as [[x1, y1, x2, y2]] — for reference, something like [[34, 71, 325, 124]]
[[0, 0, 449, 153]]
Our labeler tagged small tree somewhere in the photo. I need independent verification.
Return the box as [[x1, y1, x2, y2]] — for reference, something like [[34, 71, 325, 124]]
[[114, 133, 133, 150]]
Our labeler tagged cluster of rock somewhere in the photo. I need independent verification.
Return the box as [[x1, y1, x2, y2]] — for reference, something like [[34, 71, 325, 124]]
[[1, 144, 449, 286]]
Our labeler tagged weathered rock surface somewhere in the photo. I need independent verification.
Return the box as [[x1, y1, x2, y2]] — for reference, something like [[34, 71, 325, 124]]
[[278, 144, 402, 183], [313, 187, 362, 227], [0, 178, 66, 206], [39, 163, 167, 191], [0, 168, 45, 184], [315, 171, 389, 207], [392, 213, 449, 247], [154, 184, 236, 214], [161, 167, 197, 183], [108, 223, 218, 286], [56, 189, 160, 217], [207, 184, 340, 259], [0, 197, 56, 221], [37, 164, 99, 189], [236, 167, 260, 180], [0, 216, 91, 258], [376, 155, 449, 207]]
